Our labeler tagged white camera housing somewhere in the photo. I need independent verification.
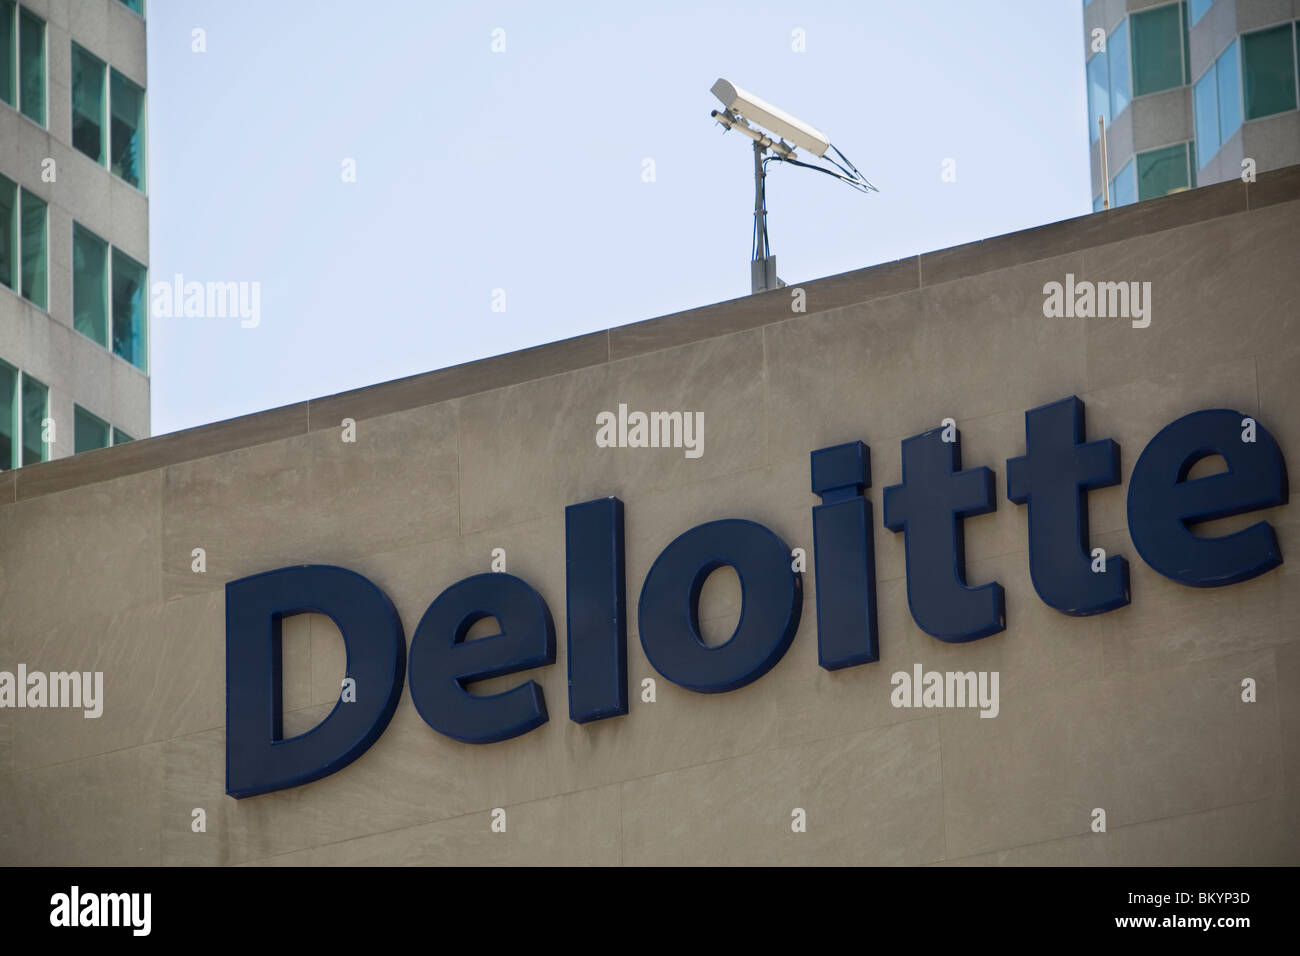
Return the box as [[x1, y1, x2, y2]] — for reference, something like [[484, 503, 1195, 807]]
[[710, 78, 831, 158]]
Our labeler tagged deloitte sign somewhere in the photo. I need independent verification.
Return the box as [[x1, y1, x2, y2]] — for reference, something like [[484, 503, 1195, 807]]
[[225, 398, 1288, 798]]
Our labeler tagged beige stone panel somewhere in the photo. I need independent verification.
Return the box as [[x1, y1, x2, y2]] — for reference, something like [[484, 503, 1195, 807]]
[[1256, 344, 1300, 496], [458, 329, 766, 534], [8, 590, 226, 771], [0, 469, 161, 637], [161, 698, 469, 865], [1275, 640, 1300, 798], [1094, 527, 1298, 678], [1082, 205, 1300, 391], [621, 717, 945, 865], [249, 784, 622, 866], [1078, 355, 1260, 534], [161, 402, 459, 599], [765, 253, 1089, 477], [942, 648, 1279, 859], [106, 0, 147, 86], [0, 743, 161, 865]]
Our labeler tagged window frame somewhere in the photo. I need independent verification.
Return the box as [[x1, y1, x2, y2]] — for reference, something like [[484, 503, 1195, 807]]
[[1129, 1, 1189, 99], [71, 219, 149, 373], [73, 403, 111, 455], [1239, 21, 1299, 122], [1192, 37, 1246, 168], [14, 2, 45, 128], [70, 40, 108, 166]]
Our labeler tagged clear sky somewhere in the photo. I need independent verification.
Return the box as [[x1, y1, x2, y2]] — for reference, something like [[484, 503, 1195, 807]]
[[146, 0, 1090, 435]]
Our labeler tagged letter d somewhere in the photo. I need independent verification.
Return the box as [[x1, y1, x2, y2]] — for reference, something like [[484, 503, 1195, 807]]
[[226, 565, 406, 798]]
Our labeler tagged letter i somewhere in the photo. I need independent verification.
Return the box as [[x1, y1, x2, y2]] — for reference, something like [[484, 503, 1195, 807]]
[[564, 497, 629, 721], [810, 442, 880, 669]]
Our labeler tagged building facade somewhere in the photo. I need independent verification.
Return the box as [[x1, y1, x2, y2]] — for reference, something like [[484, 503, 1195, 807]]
[[0, 0, 148, 475], [0, 167, 1297, 866], [1084, 0, 1300, 208]]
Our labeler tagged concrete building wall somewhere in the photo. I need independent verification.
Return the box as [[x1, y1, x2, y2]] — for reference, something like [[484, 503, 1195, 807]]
[[0, 168, 1297, 866], [0, 0, 149, 456]]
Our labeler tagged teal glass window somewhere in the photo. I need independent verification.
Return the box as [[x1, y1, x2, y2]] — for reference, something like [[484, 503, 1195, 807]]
[[109, 69, 145, 190], [0, 358, 14, 469], [19, 188, 45, 308], [1132, 4, 1184, 96], [112, 426, 133, 444], [1087, 51, 1109, 141], [1181, 1, 1192, 83], [116, 0, 143, 14], [21, 371, 45, 464], [0, 1, 14, 108], [1111, 159, 1137, 208], [1137, 143, 1190, 200], [74, 405, 110, 454], [1189, 0, 1213, 26], [0, 173, 14, 292], [73, 222, 109, 346], [1109, 19, 1131, 118], [71, 42, 106, 164], [17, 5, 42, 125], [1216, 39, 1241, 143], [111, 247, 147, 369], [1242, 24, 1297, 120]]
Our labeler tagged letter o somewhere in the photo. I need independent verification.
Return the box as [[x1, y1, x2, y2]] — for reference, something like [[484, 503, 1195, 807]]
[[638, 519, 802, 693]]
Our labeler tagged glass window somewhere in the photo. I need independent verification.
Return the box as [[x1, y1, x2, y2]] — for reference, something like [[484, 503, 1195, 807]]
[[1093, 194, 1105, 212], [1242, 24, 1297, 120], [0, 1, 14, 108], [0, 358, 15, 469], [112, 426, 133, 444], [1087, 51, 1109, 141], [71, 43, 106, 164], [1109, 19, 1131, 118], [111, 247, 147, 369], [0, 173, 14, 292], [17, 5, 42, 125], [116, 0, 144, 14], [19, 188, 45, 308], [73, 222, 109, 346], [1189, 0, 1213, 27], [1132, 4, 1184, 96], [21, 371, 44, 464], [1216, 39, 1242, 144], [1137, 143, 1190, 199], [1194, 64, 1220, 162], [74, 405, 110, 454], [110, 69, 145, 190], [1181, 0, 1192, 84], [1111, 159, 1137, 208]]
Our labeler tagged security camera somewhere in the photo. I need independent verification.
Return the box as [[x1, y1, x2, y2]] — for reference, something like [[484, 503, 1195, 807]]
[[710, 78, 831, 158]]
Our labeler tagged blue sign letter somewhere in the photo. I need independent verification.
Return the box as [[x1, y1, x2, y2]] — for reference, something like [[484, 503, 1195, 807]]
[[1006, 396, 1130, 615], [565, 497, 628, 723], [883, 426, 1005, 641], [226, 565, 406, 798], [1128, 409, 1287, 586], [408, 573, 556, 743], [638, 519, 802, 692], [810, 441, 879, 669]]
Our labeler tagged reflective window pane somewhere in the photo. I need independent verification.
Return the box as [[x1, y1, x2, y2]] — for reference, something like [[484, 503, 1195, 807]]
[[19, 189, 45, 309], [111, 247, 147, 369], [1087, 51, 1109, 141], [1216, 39, 1242, 144], [1132, 3, 1184, 96], [110, 69, 145, 189], [0, 359, 15, 469], [116, 0, 144, 14], [1242, 24, 1297, 120], [73, 223, 109, 346], [1194, 65, 1220, 163], [1189, 0, 1213, 26], [1109, 19, 1131, 118], [21, 372, 45, 464], [74, 405, 110, 454], [17, 6, 42, 125], [1137, 143, 1190, 200], [0, 1, 14, 107], [71, 43, 106, 164], [1111, 159, 1137, 208], [112, 427, 133, 444], [0, 173, 14, 292]]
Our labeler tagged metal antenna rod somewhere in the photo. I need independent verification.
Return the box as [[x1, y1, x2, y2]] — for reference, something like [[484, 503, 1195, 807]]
[[751, 140, 781, 293]]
